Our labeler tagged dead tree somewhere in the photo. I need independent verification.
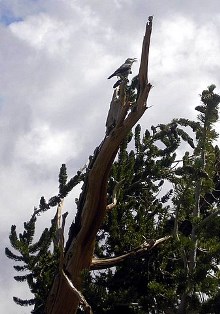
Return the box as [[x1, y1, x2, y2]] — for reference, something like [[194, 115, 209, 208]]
[[45, 17, 154, 314]]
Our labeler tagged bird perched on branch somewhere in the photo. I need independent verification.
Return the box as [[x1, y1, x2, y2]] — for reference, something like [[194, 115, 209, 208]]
[[107, 58, 137, 80]]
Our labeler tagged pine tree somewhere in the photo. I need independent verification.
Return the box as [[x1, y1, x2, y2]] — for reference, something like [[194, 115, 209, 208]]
[[5, 165, 84, 313], [175, 85, 220, 313], [6, 86, 220, 313], [82, 85, 220, 314]]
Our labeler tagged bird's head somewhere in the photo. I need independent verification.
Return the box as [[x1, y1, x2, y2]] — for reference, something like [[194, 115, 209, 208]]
[[125, 58, 137, 64]]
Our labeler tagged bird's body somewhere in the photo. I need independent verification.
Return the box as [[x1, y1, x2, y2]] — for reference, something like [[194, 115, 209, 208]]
[[108, 58, 137, 80]]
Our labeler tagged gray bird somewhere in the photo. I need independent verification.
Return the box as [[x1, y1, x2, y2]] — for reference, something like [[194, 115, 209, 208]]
[[107, 58, 137, 80]]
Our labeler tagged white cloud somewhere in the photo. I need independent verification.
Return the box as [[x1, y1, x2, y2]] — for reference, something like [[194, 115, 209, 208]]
[[10, 13, 72, 55], [151, 16, 220, 76], [1, 1, 220, 312], [15, 124, 78, 165]]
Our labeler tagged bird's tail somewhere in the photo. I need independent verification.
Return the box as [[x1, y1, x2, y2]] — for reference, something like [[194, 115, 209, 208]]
[[107, 74, 114, 79]]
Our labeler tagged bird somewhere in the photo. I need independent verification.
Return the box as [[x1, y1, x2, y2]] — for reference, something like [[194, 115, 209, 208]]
[[107, 58, 137, 80], [113, 79, 122, 89]]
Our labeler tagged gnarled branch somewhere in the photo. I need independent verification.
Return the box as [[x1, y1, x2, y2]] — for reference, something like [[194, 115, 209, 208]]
[[90, 236, 171, 270]]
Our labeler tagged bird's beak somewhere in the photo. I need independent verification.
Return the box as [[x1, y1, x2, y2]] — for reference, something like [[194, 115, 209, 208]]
[[133, 58, 138, 62]]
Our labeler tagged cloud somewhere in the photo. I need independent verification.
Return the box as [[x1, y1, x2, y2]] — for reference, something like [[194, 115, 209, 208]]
[[1, 1, 220, 312], [9, 13, 71, 54]]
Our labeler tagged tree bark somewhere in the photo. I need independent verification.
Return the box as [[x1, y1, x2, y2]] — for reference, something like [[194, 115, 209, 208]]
[[45, 17, 153, 314]]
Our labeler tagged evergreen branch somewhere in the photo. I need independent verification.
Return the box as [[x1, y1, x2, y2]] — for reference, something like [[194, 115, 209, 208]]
[[29, 228, 51, 254], [23, 216, 36, 245], [40, 168, 84, 210], [60, 171, 85, 198], [5, 247, 23, 261], [13, 265, 28, 272], [195, 208, 220, 233], [9, 225, 21, 251], [13, 296, 35, 306], [14, 274, 30, 282], [59, 164, 68, 193]]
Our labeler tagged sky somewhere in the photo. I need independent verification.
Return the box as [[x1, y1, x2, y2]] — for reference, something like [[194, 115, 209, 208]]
[[0, 0, 220, 313]]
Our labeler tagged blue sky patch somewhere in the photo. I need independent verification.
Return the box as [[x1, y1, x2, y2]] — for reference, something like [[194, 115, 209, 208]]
[[0, 15, 23, 26], [0, 11, 23, 26]]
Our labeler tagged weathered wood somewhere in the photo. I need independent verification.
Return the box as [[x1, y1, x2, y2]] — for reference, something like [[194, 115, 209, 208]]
[[45, 17, 153, 314], [90, 236, 170, 270]]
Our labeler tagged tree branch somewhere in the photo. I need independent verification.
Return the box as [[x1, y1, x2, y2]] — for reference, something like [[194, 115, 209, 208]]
[[195, 208, 220, 232], [62, 270, 93, 314], [106, 179, 125, 211], [90, 236, 171, 270]]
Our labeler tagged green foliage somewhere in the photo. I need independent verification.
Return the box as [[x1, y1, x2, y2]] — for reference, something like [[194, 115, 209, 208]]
[[13, 296, 35, 306], [5, 210, 59, 312], [82, 85, 220, 313], [6, 85, 220, 313], [5, 164, 84, 312]]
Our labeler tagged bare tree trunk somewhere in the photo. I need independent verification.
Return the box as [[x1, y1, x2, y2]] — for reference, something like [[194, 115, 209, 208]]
[[45, 17, 153, 314]]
